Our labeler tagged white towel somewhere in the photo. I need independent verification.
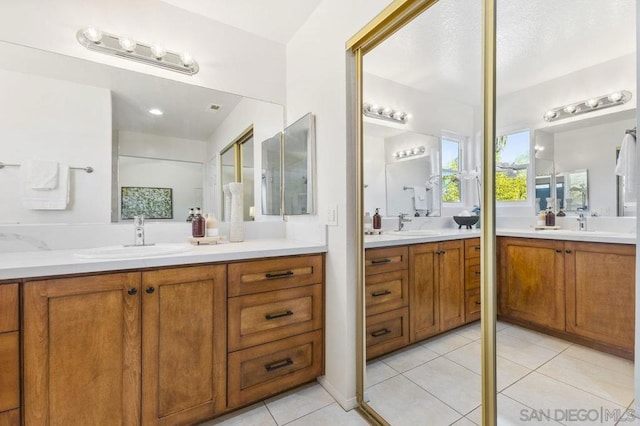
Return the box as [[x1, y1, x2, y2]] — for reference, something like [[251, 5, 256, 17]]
[[27, 160, 59, 190], [21, 163, 70, 209], [412, 186, 429, 210], [615, 133, 636, 202]]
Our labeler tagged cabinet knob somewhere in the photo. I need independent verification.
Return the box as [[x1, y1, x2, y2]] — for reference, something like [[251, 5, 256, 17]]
[[565, 249, 572, 254], [146, 287, 155, 294], [555, 249, 562, 253], [127, 288, 137, 295], [475, 301, 481, 305]]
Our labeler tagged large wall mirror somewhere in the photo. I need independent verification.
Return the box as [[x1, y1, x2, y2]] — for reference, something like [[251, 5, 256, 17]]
[[355, 0, 635, 424], [0, 41, 283, 225]]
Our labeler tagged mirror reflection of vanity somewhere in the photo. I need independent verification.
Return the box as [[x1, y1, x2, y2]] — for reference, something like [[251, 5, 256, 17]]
[[533, 109, 636, 217], [0, 41, 284, 225]]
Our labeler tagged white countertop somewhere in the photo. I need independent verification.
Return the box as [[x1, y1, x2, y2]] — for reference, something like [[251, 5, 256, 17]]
[[365, 227, 635, 248], [0, 239, 327, 280]]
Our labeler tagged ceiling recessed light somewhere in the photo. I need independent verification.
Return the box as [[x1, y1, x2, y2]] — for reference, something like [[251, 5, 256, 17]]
[[149, 108, 163, 116]]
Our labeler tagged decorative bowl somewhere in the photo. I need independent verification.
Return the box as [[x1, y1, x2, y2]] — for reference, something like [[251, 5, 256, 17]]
[[453, 215, 479, 229]]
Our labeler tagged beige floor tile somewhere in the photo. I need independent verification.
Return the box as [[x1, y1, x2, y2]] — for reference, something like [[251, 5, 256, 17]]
[[454, 322, 482, 341], [562, 344, 634, 376], [285, 402, 369, 426], [498, 325, 572, 352], [265, 382, 334, 425], [537, 353, 634, 407], [450, 416, 478, 425], [367, 375, 462, 426], [404, 356, 481, 415], [502, 372, 627, 426], [496, 321, 511, 332], [444, 342, 531, 391], [496, 332, 559, 369], [381, 342, 440, 373], [468, 394, 563, 426], [366, 360, 398, 388], [202, 403, 276, 426], [421, 331, 474, 355]]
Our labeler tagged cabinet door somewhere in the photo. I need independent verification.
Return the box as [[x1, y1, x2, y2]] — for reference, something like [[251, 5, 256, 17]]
[[24, 273, 141, 426], [409, 243, 439, 341], [499, 238, 565, 330], [565, 242, 635, 351], [439, 240, 465, 331], [141, 265, 226, 426]]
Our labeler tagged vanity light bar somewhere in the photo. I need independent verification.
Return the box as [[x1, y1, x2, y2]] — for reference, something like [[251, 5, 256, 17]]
[[543, 90, 631, 122], [363, 103, 409, 123], [76, 27, 199, 75], [393, 146, 425, 159]]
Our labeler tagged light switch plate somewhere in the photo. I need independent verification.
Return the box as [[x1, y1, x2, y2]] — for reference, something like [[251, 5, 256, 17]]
[[326, 204, 338, 226]]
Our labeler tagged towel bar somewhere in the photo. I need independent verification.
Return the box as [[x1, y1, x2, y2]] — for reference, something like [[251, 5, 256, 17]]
[[0, 162, 94, 173]]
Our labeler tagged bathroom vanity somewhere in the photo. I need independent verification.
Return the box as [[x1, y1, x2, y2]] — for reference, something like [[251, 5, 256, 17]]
[[0, 242, 325, 426], [365, 229, 635, 360]]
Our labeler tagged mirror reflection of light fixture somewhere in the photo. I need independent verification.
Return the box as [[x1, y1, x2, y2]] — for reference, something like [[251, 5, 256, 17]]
[[543, 90, 631, 122], [76, 27, 199, 75], [363, 102, 409, 123], [393, 145, 425, 159]]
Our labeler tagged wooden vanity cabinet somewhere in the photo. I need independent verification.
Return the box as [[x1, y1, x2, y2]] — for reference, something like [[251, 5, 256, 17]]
[[23, 265, 227, 426], [498, 237, 566, 331], [464, 238, 481, 322], [410, 240, 465, 342], [0, 283, 20, 426], [564, 241, 635, 353], [226, 255, 324, 409]]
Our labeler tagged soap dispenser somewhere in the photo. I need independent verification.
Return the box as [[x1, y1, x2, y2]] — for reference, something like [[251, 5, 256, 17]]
[[545, 207, 556, 227], [373, 208, 382, 230], [192, 208, 205, 238]]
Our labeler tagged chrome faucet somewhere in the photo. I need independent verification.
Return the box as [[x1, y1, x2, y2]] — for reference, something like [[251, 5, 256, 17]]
[[133, 215, 145, 246], [398, 213, 412, 231], [576, 208, 587, 231]]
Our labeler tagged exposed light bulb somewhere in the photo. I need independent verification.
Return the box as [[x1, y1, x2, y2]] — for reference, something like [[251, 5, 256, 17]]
[[180, 52, 194, 66], [585, 98, 599, 108], [148, 108, 163, 116], [118, 37, 137, 52], [534, 145, 545, 152], [608, 92, 623, 102], [83, 27, 103, 43], [543, 110, 557, 121], [382, 107, 392, 116], [412, 148, 420, 154], [150, 44, 166, 59], [564, 105, 577, 114], [370, 104, 380, 113]]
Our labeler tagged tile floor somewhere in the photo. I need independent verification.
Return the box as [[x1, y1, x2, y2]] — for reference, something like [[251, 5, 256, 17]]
[[202, 322, 637, 425]]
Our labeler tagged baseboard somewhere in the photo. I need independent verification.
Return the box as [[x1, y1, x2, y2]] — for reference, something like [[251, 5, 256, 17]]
[[317, 376, 359, 411]]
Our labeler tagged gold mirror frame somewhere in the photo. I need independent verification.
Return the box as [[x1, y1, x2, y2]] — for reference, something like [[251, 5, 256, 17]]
[[346, 0, 497, 424]]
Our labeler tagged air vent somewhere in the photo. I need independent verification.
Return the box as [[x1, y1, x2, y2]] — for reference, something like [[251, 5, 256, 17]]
[[209, 104, 222, 111]]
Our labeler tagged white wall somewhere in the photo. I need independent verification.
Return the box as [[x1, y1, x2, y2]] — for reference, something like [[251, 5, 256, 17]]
[[0, 69, 112, 224], [0, 0, 286, 105], [363, 133, 387, 216], [285, 0, 394, 409], [118, 130, 206, 162], [207, 97, 284, 221]]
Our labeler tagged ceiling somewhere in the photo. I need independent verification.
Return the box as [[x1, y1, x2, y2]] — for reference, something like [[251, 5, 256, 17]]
[[159, 0, 322, 44], [364, 0, 636, 105]]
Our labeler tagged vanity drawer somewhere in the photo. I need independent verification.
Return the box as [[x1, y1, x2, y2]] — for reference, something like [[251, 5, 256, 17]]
[[465, 288, 481, 322], [227, 330, 323, 408], [228, 255, 323, 297], [366, 307, 409, 360], [0, 409, 19, 426], [365, 246, 408, 276], [0, 284, 18, 334], [465, 238, 481, 259], [0, 331, 20, 414], [365, 270, 409, 316], [465, 258, 481, 290], [228, 284, 322, 351]]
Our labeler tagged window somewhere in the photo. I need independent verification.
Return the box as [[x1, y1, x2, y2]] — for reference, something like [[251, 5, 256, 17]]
[[441, 138, 461, 203], [496, 130, 530, 201]]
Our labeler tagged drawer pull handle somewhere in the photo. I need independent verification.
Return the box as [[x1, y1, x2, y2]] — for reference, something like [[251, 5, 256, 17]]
[[475, 301, 482, 305], [474, 271, 481, 276], [265, 271, 294, 279], [371, 258, 391, 265], [474, 246, 481, 251], [565, 249, 572, 254], [265, 310, 294, 320], [555, 249, 562, 253], [372, 290, 392, 297], [371, 328, 391, 338], [127, 288, 138, 295], [265, 358, 294, 372]]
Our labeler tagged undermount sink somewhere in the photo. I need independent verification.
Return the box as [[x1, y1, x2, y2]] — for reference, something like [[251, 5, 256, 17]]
[[386, 230, 442, 237], [74, 243, 193, 259]]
